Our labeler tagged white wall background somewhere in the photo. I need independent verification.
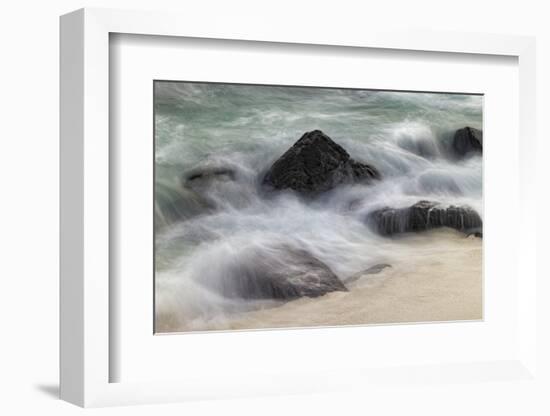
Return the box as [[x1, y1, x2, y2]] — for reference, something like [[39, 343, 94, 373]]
[[0, 0, 548, 414]]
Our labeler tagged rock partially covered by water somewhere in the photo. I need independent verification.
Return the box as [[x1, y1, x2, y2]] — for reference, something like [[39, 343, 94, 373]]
[[452, 127, 482, 157], [180, 163, 256, 211], [367, 200, 482, 236], [263, 130, 380, 194], [202, 245, 348, 300], [347, 263, 392, 283], [183, 165, 237, 190]]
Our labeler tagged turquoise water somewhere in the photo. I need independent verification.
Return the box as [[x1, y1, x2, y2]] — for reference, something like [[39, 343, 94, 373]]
[[154, 82, 483, 331]]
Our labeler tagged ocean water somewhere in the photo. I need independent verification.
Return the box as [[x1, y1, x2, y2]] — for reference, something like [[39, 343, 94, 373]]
[[154, 82, 483, 332]]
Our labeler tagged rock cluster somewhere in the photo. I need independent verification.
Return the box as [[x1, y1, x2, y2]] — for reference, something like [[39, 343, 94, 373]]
[[200, 245, 348, 300], [180, 128, 484, 302]]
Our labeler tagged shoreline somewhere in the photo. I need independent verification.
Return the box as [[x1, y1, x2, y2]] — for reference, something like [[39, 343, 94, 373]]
[[159, 228, 482, 333]]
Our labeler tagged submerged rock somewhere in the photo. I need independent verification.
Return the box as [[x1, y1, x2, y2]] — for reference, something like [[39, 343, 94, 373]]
[[179, 163, 256, 210], [347, 263, 392, 283], [200, 245, 348, 300], [367, 200, 482, 236], [262, 130, 380, 195], [452, 127, 482, 157], [183, 166, 237, 189]]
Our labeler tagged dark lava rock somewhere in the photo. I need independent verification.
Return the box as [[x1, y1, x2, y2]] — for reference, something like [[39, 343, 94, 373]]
[[201, 245, 348, 301], [452, 127, 482, 157], [367, 200, 482, 236], [262, 130, 380, 194]]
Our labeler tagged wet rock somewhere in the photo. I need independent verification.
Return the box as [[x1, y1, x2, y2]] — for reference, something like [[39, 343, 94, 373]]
[[262, 130, 380, 195], [347, 263, 392, 283], [183, 166, 237, 189], [350, 160, 380, 181], [201, 245, 348, 300], [452, 127, 482, 158], [367, 200, 482, 236], [362, 263, 392, 274], [179, 163, 257, 210]]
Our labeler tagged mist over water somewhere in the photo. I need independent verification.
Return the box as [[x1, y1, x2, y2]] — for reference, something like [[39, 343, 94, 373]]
[[154, 82, 483, 332]]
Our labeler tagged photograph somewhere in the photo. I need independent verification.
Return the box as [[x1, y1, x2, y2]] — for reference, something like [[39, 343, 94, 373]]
[[154, 81, 483, 333]]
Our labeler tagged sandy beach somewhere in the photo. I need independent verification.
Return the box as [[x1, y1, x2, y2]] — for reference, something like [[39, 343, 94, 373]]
[[159, 228, 482, 333]]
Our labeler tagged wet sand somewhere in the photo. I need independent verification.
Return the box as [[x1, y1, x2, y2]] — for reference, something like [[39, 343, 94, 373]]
[[160, 228, 482, 333]]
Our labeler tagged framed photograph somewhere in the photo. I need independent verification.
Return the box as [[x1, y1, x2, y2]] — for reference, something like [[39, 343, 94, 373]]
[[60, 8, 538, 407]]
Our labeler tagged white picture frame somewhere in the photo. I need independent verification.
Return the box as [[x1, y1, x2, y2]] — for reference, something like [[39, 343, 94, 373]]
[[60, 7, 538, 407]]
